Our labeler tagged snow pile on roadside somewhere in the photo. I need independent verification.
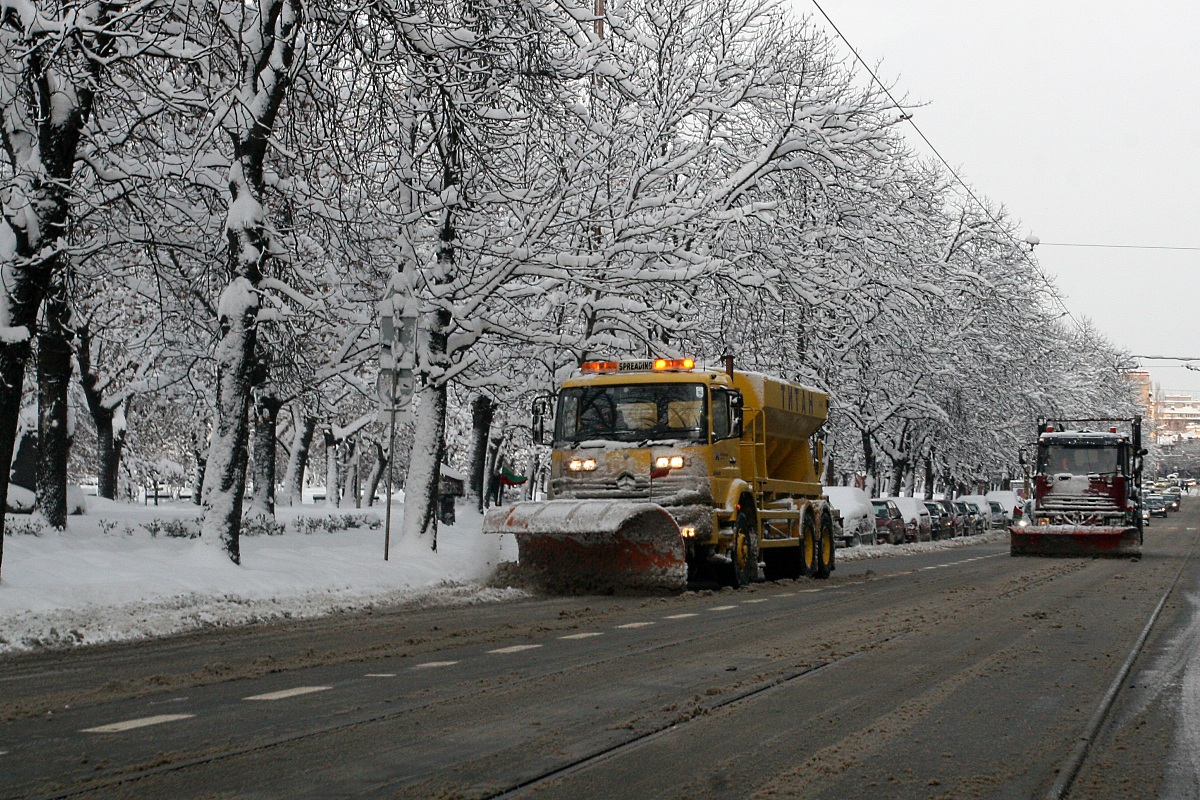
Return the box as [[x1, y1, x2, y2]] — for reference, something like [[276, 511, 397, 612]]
[[836, 530, 1007, 561], [0, 498, 522, 654]]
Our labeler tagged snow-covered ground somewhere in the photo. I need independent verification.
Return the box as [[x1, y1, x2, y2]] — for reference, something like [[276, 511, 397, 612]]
[[0, 498, 522, 654], [0, 498, 1005, 655]]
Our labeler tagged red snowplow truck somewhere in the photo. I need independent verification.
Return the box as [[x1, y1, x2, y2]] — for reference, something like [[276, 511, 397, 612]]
[[1010, 416, 1145, 557]]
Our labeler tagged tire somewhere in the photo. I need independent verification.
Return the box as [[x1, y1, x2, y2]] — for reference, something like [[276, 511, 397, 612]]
[[814, 513, 835, 578], [727, 507, 759, 588], [800, 513, 817, 577]]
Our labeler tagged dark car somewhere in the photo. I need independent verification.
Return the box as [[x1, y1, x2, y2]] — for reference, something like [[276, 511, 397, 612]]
[[955, 500, 983, 536], [936, 499, 965, 537], [1145, 494, 1169, 518], [871, 498, 906, 545], [1163, 487, 1182, 511], [924, 501, 954, 540]]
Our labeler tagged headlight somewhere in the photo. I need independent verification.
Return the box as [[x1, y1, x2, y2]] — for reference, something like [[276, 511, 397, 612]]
[[654, 455, 686, 469], [568, 458, 598, 472], [1017, 518, 1029, 527]]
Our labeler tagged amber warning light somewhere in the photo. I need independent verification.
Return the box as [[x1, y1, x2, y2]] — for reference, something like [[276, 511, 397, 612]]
[[581, 358, 696, 373], [653, 358, 695, 371]]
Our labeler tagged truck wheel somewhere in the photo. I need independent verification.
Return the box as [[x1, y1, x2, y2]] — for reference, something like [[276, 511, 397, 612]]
[[728, 508, 759, 588], [800, 513, 817, 577], [815, 513, 835, 578]]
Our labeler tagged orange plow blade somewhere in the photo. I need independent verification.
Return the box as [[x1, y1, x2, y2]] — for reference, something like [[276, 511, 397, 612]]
[[483, 500, 687, 594], [1009, 524, 1141, 557]]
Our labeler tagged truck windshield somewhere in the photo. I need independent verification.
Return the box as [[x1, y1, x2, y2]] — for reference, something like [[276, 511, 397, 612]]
[[1038, 444, 1121, 475], [555, 383, 708, 444]]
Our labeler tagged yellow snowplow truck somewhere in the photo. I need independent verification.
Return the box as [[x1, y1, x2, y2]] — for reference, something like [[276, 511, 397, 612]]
[[483, 358, 835, 594]]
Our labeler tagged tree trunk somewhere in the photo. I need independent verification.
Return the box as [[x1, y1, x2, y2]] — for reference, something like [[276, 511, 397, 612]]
[[0, 342, 30, 576], [36, 293, 72, 528], [199, 276, 260, 564], [861, 429, 876, 497], [401, 304, 451, 545], [249, 395, 283, 516], [283, 412, 316, 505], [324, 428, 339, 508], [401, 375, 448, 545], [889, 457, 906, 498], [339, 439, 359, 507], [364, 440, 386, 507], [199, 0, 299, 564], [468, 394, 495, 511], [924, 456, 935, 500]]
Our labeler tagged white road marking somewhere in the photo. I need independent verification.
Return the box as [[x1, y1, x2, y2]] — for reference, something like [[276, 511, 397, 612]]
[[559, 632, 603, 640], [244, 686, 331, 701], [488, 644, 542, 654], [365, 673, 396, 677], [709, 605, 737, 611], [0, 750, 8, 755], [742, 599, 768, 603], [800, 588, 823, 592], [82, 714, 194, 734], [776, 592, 796, 597], [617, 622, 655, 629], [413, 661, 459, 669], [665, 613, 698, 619]]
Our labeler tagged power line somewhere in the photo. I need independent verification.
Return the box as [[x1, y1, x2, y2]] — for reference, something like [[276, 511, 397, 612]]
[[808, 0, 1083, 329], [1037, 242, 1200, 252]]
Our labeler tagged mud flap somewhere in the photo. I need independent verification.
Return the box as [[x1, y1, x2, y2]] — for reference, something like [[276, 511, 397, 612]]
[[1010, 525, 1141, 557], [483, 500, 687, 594]]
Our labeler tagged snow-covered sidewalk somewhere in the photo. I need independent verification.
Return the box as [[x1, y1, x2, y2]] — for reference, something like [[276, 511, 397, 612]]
[[0, 498, 521, 654]]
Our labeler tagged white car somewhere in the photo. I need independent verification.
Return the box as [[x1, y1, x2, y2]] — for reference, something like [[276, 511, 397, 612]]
[[823, 486, 876, 546]]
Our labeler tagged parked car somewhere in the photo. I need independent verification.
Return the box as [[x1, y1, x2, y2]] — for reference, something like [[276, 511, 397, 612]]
[[954, 500, 983, 536], [871, 498, 906, 545], [890, 496, 933, 543], [959, 495, 1002, 530], [935, 499, 965, 537], [924, 501, 954, 540], [824, 486, 877, 547], [986, 490, 1023, 526]]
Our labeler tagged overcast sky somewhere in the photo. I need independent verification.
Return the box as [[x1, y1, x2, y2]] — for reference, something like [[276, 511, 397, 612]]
[[797, 0, 1200, 393]]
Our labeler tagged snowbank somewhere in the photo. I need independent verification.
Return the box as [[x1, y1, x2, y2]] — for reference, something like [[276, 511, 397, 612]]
[[0, 498, 521, 653]]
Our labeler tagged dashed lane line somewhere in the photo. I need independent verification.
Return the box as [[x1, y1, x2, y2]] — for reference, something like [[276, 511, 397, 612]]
[[559, 632, 603, 640], [488, 645, 543, 654], [81, 714, 195, 734], [413, 661, 459, 669], [617, 622, 655, 629], [244, 686, 331, 702], [365, 673, 397, 677], [709, 605, 737, 611], [665, 613, 698, 619], [742, 598, 768, 603]]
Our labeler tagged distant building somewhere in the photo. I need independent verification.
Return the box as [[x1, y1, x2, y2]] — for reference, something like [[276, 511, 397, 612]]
[[1126, 371, 1154, 422]]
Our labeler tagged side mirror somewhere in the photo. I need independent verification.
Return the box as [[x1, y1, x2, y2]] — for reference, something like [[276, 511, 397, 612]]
[[531, 398, 551, 446], [729, 390, 744, 439]]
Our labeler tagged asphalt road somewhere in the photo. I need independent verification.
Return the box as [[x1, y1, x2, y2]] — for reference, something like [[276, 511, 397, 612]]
[[2, 501, 1198, 800]]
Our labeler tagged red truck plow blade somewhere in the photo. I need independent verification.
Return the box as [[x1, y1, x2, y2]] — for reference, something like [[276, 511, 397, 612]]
[[1009, 524, 1141, 557], [483, 500, 687, 594]]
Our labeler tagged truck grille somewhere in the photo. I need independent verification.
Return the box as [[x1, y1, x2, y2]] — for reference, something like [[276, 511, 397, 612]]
[[1040, 495, 1121, 513], [551, 474, 705, 503]]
